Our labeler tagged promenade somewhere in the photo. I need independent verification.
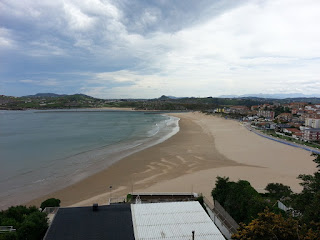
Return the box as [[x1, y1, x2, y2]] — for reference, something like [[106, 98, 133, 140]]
[[245, 124, 320, 155]]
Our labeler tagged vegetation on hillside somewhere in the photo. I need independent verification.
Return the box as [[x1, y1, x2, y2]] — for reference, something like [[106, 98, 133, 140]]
[[0, 206, 48, 240], [0, 94, 270, 111], [233, 209, 320, 240], [211, 177, 282, 224], [211, 154, 320, 239]]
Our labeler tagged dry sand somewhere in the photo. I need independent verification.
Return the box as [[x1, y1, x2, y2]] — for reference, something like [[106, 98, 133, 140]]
[[27, 112, 316, 207]]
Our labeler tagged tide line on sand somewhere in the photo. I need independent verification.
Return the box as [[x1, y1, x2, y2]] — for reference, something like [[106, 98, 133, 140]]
[[27, 112, 316, 207]]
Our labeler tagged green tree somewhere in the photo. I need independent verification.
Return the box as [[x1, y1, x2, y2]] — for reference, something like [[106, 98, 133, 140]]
[[291, 154, 320, 221], [212, 177, 273, 224], [265, 183, 293, 199], [232, 208, 320, 240], [40, 198, 61, 210], [17, 211, 48, 240], [0, 232, 17, 240], [211, 176, 230, 204], [301, 191, 320, 224], [0, 206, 48, 240]]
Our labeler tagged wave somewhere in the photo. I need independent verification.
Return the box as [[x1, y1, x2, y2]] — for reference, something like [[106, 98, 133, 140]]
[[0, 112, 180, 209]]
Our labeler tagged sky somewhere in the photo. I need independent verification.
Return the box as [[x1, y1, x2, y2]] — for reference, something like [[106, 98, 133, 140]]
[[1, 0, 320, 99]]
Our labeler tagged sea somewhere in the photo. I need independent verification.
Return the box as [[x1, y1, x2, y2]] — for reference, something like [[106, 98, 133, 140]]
[[0, 109, 179, 209]]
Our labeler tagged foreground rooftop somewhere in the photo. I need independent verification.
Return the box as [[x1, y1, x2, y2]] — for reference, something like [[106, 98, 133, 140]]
[[44, 201, 225, 240]]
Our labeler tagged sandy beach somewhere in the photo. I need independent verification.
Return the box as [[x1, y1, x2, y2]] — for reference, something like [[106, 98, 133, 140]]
[[27, 112, 316, 207]]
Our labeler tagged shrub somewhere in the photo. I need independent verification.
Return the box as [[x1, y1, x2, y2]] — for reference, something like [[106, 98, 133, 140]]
[[40, 198, 61, 210]]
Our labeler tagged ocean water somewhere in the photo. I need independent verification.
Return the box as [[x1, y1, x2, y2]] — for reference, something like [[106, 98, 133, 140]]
[[0, 110, 179, 209]]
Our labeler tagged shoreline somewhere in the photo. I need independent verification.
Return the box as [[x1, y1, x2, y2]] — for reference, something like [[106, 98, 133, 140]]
[[26, 112, 240, 207], [0, 111, 179, 210], [139, 113, 316, 196], [26, 112, 317, 208]]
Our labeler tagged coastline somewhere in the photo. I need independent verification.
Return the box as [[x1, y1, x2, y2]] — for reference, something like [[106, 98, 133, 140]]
[[26, 112, 240, 207], [26, 112, 317, 208], [140, 113, 316, 198]]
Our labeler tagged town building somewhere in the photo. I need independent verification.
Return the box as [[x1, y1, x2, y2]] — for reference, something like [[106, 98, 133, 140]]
[[257, 110, 275, 119], [302, 128, 320, 142], [229, 106, 249, 115], [283, 128, 303, 139], [305, 118, 320, 128], [276, 113, 293, 122]]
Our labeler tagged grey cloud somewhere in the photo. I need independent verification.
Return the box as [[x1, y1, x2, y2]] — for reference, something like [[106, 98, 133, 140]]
[[115, 0, 244, 34], [1, 0, 320, 97]]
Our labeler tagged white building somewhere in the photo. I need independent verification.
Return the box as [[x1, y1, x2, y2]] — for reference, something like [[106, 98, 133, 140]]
[[305, 118, 320, 128], [302, 128, 320, 142], [131, 201, 225, 240]]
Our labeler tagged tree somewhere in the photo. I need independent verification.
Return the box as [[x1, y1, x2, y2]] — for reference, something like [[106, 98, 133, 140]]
[[265, 183, 293, 199], [232, 208, 320, 240], [40, 198, 61, 210], [0, 206, 48, 240], [298, 154, 320, 193], [17, 211, 48, 240], [291, 154, 320, 221], [212, 177, 274, 224], [301, 191, 320, 224], [211, 176, 230, 205]]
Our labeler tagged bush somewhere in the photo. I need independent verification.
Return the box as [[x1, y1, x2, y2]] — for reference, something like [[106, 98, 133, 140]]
[[126, 194, 132, 202], [0, 206, 48, 240], [40, 198, 61, 210], [212, 177, 277, 224], [265, 183, 293, 200], [232, 208, 315, 240]]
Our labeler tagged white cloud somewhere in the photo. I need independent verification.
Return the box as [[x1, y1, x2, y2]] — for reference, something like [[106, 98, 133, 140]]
[[1, 0, 320, 97], [0, 28, 15, 48], [63, 2, 96, 31], [112, 0, 320, 96], [20, 79, 59, 86]]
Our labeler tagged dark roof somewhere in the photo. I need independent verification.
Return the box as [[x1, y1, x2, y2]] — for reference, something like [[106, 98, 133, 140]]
[[44, 204, 134, 240], [303, 128, 320, 132]]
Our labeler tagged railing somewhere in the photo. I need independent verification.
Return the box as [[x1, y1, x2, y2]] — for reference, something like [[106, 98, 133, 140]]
[[0, 226, 16, 233], [203, 196, 239, 235], [43, 207, 59, 214], [213, 200, 239, 234], [202, 196, 214, 209], [109, 197, 126, 204], [129, 192, 198, 196]]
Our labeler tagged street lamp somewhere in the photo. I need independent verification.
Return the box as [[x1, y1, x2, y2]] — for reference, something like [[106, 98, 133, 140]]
[[109, 185, 112, 204]]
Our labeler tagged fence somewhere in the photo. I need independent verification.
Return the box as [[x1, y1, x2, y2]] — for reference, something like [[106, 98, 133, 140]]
[[213, 200, 239, 234], [0, 226, 16, 233], [43, 207, 59, 214], [202, 196, 239, 239], [109, 197, 126, 204]]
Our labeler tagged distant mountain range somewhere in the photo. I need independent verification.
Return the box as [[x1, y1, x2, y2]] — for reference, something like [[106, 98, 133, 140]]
[[15, 92, 320, 100], [2, 93, 320, 110], [219, 93, 320, 99], [22, 93, 91, 98], [23, 93, 67, 98]]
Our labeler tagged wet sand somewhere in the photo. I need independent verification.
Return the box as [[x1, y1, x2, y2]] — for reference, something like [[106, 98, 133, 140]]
[[27, 112, 240, 207], [27, 112, 316, 207]]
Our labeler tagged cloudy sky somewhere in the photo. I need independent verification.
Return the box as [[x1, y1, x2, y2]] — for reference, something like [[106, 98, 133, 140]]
[[1, 0, 320, 98]]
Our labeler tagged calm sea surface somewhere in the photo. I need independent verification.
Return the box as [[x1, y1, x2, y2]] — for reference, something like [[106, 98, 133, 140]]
[[0, 110, 179, 209]]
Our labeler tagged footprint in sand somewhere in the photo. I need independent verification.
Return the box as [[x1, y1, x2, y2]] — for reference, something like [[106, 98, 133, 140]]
[[134, 163, 156, 175], [154, 162, 173, 170], [161, 158, 178, 166], [176, 155, 187, 163]]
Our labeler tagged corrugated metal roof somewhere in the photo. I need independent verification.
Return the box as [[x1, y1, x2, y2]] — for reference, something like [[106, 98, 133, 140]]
[[131, 201, 225, 240]]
